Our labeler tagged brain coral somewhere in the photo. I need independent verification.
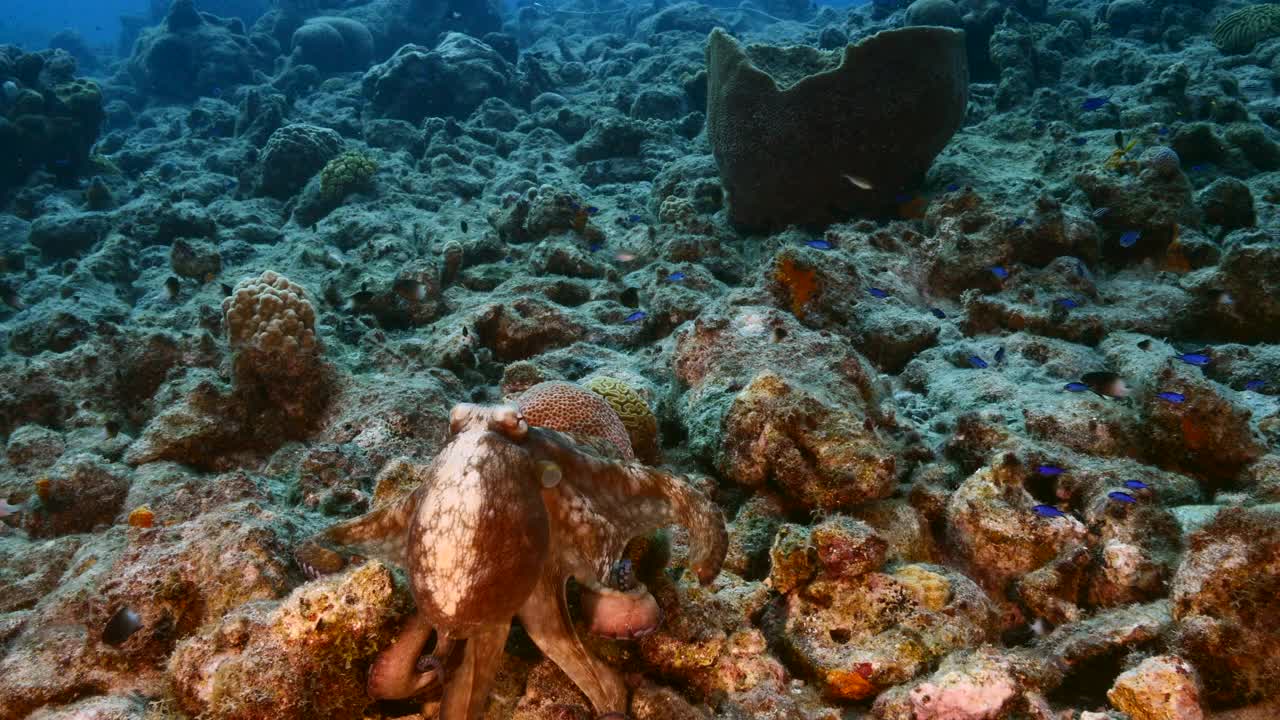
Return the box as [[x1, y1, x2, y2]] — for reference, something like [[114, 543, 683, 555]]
[[1213, 5, 1280, 54], [705, 26, 968, 230], [222, 270, 319, 376], [583, 376, 661, 464], [515, 381, 635, 460], [290, 16, 374, 73]]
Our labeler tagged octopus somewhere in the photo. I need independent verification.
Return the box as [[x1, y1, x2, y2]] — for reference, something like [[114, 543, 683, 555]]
[[294, 401, 728, 720]]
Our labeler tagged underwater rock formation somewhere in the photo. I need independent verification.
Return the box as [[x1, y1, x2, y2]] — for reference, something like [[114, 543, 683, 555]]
[[127, 0, 274, 100], [705, 26, 968, 230], [0, 47, 103, 194]]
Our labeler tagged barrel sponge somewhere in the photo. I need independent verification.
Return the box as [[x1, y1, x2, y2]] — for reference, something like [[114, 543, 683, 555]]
[[290, 16, 374, 72], [705, 26, 968, 231], [222, 271, 319, 370]]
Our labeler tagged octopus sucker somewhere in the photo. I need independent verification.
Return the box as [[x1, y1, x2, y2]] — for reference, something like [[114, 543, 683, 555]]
[[293, 402, 728, 720]]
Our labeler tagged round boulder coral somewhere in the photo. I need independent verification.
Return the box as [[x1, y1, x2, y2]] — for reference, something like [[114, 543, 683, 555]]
[[290, 16, 374, 73], [515, 381, 635, 460], [222, 270, 320, 379], [258, 123, 343, 198]]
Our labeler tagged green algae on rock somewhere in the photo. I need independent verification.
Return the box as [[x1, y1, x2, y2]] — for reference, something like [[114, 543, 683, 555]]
[[705, 26, 968, 231]]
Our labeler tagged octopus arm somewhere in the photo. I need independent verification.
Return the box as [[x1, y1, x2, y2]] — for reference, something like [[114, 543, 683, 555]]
[[293, 486, 421, 577], [517, 556, 628, 715], [528, 429, 728, 585], [438, 620, 510, 720]]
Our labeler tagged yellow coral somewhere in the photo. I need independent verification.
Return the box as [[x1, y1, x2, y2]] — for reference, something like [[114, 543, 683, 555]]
[[893, 564, 951, 611], [128, 505, 155, 528], [319, 151, 378, 201], [584, 376, 661, 464]]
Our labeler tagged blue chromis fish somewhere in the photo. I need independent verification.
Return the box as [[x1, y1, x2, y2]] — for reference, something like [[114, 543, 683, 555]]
[[627, 213, 643, 223], [1032, 504, 1066, 518], [1108, 491, 1137, 504], [968, 355, 988, 369], [806, 239, 832, 250], [1036, 464, 1065, 476], [868, 287, 889, 299], [990, 265, 1009, 280], [1245, 379, 1265, 391], [1013, 217, 1027, 227], [945, 183, 960, 192], [1119, 230, 1140, 248], [1070, 137, 1087, 146], [1156, 391, 1186, 403], [1064, 382, 1090, 392], [588, 242, 603, 252], [1055, 297, 1079, 309], [667, 272, 686, 282], [1175, 352, 1211, 366], [586, 206, 600, 215], [930, 307, 947, 319], [1123, 480, 1149, 490], [1082, 96, 1109, 111], [624, 310, 647, 323]]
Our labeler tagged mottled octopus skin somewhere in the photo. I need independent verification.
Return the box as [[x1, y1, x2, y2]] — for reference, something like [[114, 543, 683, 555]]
[[293, 402, 728, 720]]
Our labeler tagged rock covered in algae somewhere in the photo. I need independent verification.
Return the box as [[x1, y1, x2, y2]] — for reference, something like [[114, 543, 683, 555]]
[[168, 561, 408, 720], [1107, 655, 1205, 720]]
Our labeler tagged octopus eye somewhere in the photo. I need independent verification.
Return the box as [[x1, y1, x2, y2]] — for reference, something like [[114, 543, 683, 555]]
[[489, 405, 528, 440], [449, 404, 477, 435]]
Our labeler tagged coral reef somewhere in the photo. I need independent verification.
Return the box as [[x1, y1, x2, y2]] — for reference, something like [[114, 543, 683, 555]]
[[3, 0, 1280, 717]]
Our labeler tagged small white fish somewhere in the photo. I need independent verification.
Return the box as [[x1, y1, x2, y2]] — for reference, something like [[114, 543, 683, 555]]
[[0, 499, 21, 518], [842, 173, 874, 190]]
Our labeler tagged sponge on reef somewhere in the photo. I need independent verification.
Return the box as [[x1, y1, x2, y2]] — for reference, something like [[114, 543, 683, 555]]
[[705, 26, 968, 231]]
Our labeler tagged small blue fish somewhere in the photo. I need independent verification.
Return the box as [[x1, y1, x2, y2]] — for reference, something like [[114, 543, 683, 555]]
[[1156, 126, 1169, 136], [668, 272, 686, 282], [1055, 297, 1079, 310], [624, 310, 646, 323], [968, 355, 988, 369], [1108, 491, 1137, 504], [868, 287, 889, 299], [1091, 207, 1111, 219], [1119, 230, 1140, 248], [806, 239, 832, 250], [1123, 480, 1148, 490], [1064, 382, 1090, 392], [1190, 164, 1207, 172], [588, 242, 603, 252], [586, 206, 600, 215], [1036, 464, 1065, 476], [1013, 217, 1027, 227], [930, 307, 947, 319], [52, 158, 71, 167], [569, 200, 581, 210], [1082, 96, 1109, 111], [945, 183, 960, 192], [1070, 137, 1088, 146], [1076, 261, 1089, 278], [1175, 352, 1210, 366], [1032, 504, 1066, 518], [1156, 391, 1186, 403], [211, 87, 223, 98], [1245, 379, 1265, 391], [894, 192, 913, 203], [990, 266, 1009, 280], [995, 346, 1006, 364], [627, 213, 643, 223]]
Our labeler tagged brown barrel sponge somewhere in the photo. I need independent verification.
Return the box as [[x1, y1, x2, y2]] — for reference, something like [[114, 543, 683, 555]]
[[705, 26, 968, 231]]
